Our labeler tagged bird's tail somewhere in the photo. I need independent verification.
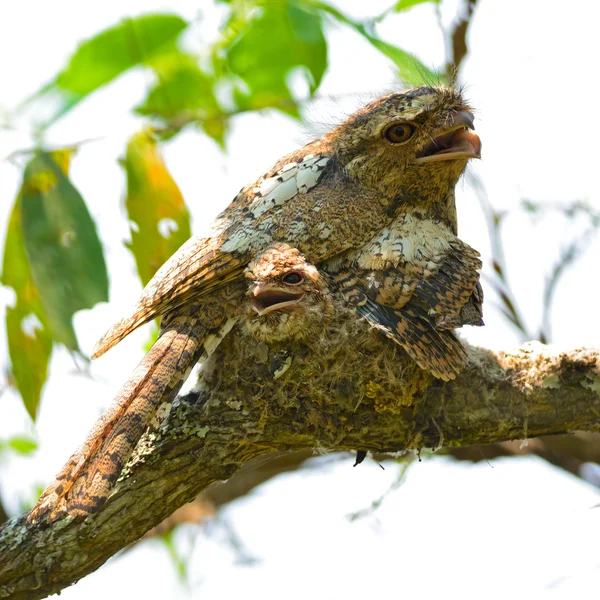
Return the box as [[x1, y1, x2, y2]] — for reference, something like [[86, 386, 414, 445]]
[[28, 312, 236, 524]]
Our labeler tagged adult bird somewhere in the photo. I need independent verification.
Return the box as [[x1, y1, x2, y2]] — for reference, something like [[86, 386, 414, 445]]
[[28, 86, 481, 523]]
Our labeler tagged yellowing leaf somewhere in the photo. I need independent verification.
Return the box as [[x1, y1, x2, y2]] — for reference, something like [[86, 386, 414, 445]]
[[2, 197, 53, 420], [124, 129, 192, 286]]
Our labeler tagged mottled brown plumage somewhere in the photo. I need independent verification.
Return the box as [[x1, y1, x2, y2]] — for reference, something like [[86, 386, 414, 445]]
[[91, 86, 479, 357], [326, 214, 483, 380], [243, 244, 334, 343], [30, 282, 243, 521], [198, 277, 426, 418], [28, 86, 481, 523]]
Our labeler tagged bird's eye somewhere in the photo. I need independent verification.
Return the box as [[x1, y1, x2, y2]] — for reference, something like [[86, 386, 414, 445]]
[[282, 272, 304, 285], [383, 123, 416, 144]]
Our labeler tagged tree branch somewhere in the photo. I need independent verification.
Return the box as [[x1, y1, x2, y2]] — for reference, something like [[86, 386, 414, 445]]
[[1, 312, 599, 599], [445, 0, 480, 83], [448, 431, 600, 481]]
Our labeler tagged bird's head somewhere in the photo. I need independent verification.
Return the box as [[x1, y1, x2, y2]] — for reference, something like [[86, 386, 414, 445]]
[[325, 86, 481, 230], [243, 244, 334, 343]]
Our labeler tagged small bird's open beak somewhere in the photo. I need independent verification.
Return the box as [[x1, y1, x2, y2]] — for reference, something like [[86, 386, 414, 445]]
[[251, 284, 304, 316], [413, 110, 481, 165]]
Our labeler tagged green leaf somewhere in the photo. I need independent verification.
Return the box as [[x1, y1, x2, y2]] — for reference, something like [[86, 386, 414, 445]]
[[389, 0, 441, 13], [22, 14, 189, 127], [225, 0, 328, 113], [20, 151, 109, 351], [1, 197, 53, 420], [123, 129, 192, 286], [521, 199, 540, 214], [136, 52, 227, 145], [7, 435, 38, 455], [362, 34, 442, 86], [311, 0, 442, 86], [160, 529, 188, 582]]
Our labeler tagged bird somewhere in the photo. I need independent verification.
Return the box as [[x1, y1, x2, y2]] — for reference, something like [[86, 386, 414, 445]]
[[210, 243, 478, 468], [244, 240, 482, 370], [242, 243, 334, 344], [242, 239, 482, 464], [28, 85, 481, 523]]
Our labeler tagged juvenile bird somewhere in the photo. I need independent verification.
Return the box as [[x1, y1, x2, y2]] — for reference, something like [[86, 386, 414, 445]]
[[28, 86, 481, 523], [243, 243, 334, 343]]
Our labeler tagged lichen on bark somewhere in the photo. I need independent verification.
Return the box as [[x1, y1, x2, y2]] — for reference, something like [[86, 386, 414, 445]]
[[1, 309, 599, 600]]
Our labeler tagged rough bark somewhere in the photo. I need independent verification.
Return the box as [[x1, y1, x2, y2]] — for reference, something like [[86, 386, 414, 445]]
[[1, 333, 599, 600]]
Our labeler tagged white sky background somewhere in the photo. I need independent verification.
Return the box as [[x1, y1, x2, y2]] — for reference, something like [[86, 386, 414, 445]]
[[1, 0, 600, 598]]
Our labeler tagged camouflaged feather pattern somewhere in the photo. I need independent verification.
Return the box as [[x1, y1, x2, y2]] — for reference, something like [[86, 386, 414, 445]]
[[28, 86, 482, 523]]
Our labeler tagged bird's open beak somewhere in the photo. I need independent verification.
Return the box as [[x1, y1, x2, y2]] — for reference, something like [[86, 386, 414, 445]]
[[251, 284, 304, 316], [413, 110, 481, 165]]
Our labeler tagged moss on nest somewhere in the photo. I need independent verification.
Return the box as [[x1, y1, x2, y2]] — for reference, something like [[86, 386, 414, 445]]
[[200, 305, 436, 425]]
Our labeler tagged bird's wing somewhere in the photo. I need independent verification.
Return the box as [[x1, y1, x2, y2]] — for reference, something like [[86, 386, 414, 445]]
[[459, 281, 484, 327], [93, 153, 334, 358], [330, 237, 482, 380], [410, 238, 483, 329], [356, 297, 467, 381], [93, 234, 246, 358]]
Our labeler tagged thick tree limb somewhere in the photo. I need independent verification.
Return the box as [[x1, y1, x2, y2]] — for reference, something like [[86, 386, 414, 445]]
[[1, 320, 599, 599]]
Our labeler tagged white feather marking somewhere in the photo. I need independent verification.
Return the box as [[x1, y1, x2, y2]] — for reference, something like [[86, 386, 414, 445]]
[[257, 176, 281, 197], [317, 221, 333, 239], [220, 228, 250, 252], [221, 225, 271, 253], [354, 215, 454, 270], [251, 177, 298, 218], [249, 155, 330, 218], [286, 219, 307, 237], [398, 237, 414, 261], [297, 156, 329, 192], [198, 317, 238, 363]]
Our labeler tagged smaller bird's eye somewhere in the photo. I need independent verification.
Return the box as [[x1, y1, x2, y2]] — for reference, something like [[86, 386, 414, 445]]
[[282, 272, 304, 285], [383, 123, 416, 144]]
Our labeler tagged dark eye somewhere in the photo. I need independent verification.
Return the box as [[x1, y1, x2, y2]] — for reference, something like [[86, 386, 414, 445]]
[[383, 123, 416, 144], [282, 271, 303, 285]]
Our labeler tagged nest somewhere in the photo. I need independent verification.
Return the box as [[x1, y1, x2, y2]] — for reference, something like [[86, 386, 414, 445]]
[[198, 304, 433, 426]]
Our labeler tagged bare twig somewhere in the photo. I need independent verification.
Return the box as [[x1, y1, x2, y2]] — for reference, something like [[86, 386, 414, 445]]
[[446, 0, 479, 83]]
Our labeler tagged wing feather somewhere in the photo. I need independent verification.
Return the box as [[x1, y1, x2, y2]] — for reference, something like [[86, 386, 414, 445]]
[[92, 238, 246, 358], [330, 236, 482, 380], [357, 298, 466, 381]]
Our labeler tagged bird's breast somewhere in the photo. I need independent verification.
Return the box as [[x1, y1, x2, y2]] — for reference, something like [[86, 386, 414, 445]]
[[349, 212, 454, 271]]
